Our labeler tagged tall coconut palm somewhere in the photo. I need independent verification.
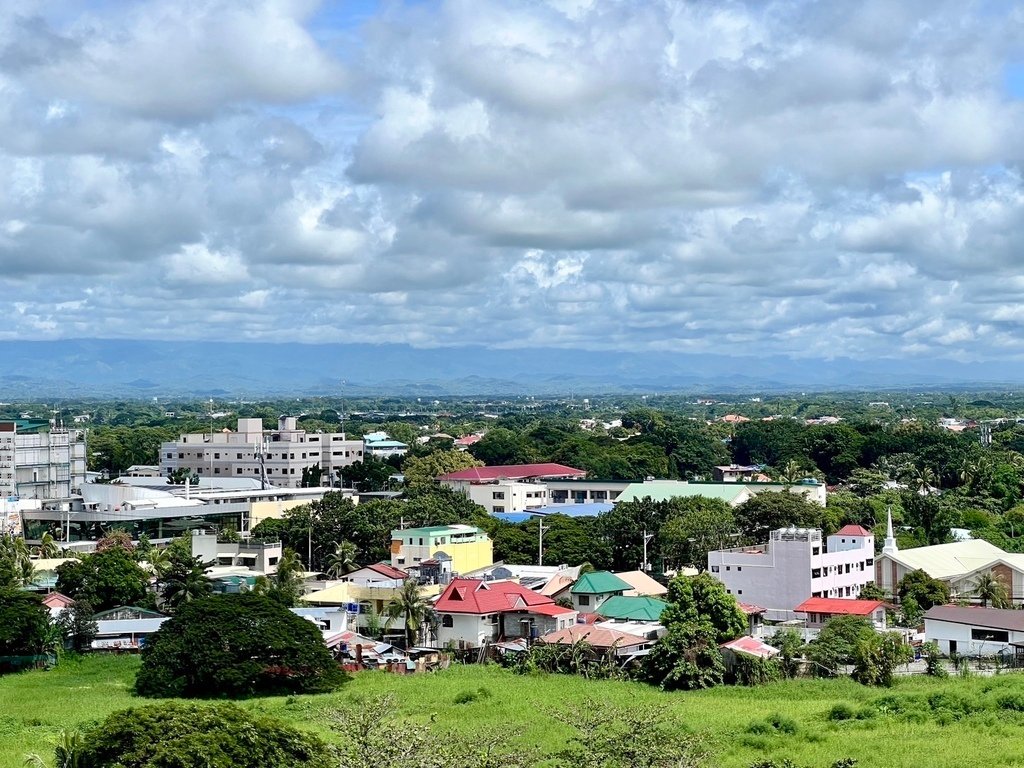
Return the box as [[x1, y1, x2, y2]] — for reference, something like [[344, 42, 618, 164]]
[[32, 532, 61, 559], [271, 548, 306, 606], [974, 572, 1011, 609], [385, 579, 432, 649], [161, 564, 213, 611], [325, 541, 359, 578]]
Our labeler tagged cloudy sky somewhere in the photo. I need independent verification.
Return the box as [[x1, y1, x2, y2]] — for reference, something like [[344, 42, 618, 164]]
[[1, 0, 1023, 362]]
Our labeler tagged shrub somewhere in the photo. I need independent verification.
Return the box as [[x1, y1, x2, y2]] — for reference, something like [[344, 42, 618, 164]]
[[996, 693, 1024, 712], [454, 687, 491, 705], [72, 701, 331, 768], [748, 713, 798, 735], [828, 703, 857, 722], [135, 593, 346, 698]]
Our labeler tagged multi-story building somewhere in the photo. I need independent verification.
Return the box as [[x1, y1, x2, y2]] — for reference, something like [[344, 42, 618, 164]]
[[0, 419, 87, 501], [390, 524, 493, 575], [160, 417, 365, 489], [708, 525, 876, 619]]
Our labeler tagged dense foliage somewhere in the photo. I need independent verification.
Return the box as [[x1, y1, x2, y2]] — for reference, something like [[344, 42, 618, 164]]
[[72, 701, 332, 768], [0, 589, 51, 659], [55, 547, 151, 613], [135, 594, 345, 698]]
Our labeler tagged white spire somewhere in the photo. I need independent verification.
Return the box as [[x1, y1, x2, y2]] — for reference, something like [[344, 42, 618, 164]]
[[882, 506, 898, 555]]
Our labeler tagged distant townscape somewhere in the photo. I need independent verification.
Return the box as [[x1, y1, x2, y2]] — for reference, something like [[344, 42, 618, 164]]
[[4, 393, 1024, 764]]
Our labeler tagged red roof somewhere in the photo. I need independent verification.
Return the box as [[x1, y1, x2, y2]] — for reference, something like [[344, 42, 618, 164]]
[[833, 525, 872, 537], [434, 578, 560, 615], [528, 603, 577, 617], [455, 435, 483, 446], [720, 636, 779, 659], [365, 562, 408, 580], [438, 463, 586, 483], [794, 597, 884, 616], [42, 592, 75, 609], [539, 626, 647, 650], [738, 603, 766, 615]]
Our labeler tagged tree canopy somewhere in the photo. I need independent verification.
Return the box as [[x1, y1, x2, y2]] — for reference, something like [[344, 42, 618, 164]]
[[135, 594, 346, 698], [0, 588, 51, 660], [55, 548, 151, 613]]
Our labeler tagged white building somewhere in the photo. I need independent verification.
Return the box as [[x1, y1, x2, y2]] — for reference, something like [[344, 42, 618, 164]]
[[0, 420, 87, 502], [708, 525, 876, 619], [924, 605, 1024, 659], [467, 479, 549, 514], [160, 417, 365, 489]]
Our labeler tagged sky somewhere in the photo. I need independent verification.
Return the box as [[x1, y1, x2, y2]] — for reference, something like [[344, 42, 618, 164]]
[[1, 0, 1023, 363]]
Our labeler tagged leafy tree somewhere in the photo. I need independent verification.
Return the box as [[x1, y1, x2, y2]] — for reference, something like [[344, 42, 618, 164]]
[[858, 583, 887, 601], [135, 594, 346, 698], [55, 548, 151, 612], [659, 497, 736, 570], [340, 455, 397, 492], [897, 569, 950, 609], [402, 451, 483, 489], [69, 701, 331, 768], [851, 632, 913, 687], [767, 628, 804, 678], [268, 548, 305, 607], [57, 600, 98, 653], [808, 616, 874, 672], [659, 573, 747, 643], [468, 427, 537, 466], [921, 640, 948, 678], [301, 462, 324, 488], [158, 549, 213, 611], [385, 579, 433, 648], [733, 492, 838, 542], [597, 498, 672, 571], [899, 595, 923, 627], [642, 621, 727, 691], [731, 419, 806, 467], [0, 588, 51, 659]]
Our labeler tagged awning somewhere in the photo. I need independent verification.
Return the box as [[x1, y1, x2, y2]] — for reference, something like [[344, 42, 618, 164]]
[[216, 552, 236, 559], [236, 553, 257, 559]]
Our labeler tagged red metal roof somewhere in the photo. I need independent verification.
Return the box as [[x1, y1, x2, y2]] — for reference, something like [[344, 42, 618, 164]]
[[438, 463, 586, 483], [434, 578, 561, 615], [794, 597, 884, 616], [833, 525, 873, 537], [528, 603, 577, 617]]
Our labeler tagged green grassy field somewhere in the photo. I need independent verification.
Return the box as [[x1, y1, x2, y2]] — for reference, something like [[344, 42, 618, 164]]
[[5, 656, 1024, 767]]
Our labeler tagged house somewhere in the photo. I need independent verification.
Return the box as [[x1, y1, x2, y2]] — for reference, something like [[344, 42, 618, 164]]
[[708, 525, 876, 619], [874, 511, 1022, 601], [614, 570, 668, 597], [720, 636, 780, 661], [537, 625, 650, 656], [390, 524, 493, 575], [92, 606, 168, 650], [437, 463, 586, 514], [191, 530, 282, 574], [739, 603, 767, 637], [432, 578, 577, 649], [41, 592, 75, 619], [570, 571, 632, 613], [362, 432, 409, 459], [595, 595, 668, 622], [714, 464, 766, 483], [290, 606, 350, 633], [341, 562, 408, 588], [924, 605, 1024, 658], [794, 597, 887, 630]]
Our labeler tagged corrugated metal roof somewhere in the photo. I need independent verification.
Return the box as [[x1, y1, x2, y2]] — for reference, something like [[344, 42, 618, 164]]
[[615, 481, 747, 505], [595, 595, 667, 621], [925, 605, 1024, 632], [880, 539, 1005, 580], [571, 571, 632, 595]]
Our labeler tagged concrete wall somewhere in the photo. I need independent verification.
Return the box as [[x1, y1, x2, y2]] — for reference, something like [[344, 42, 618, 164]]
[[925, 617, 1024, 656]]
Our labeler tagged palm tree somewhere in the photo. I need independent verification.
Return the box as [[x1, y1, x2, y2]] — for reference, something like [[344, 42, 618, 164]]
[[974, 572, 1011, 608], [325, 541, 359, 578], [270, 548, 306, 606], [161, 565, 213, 610], [32, 532, 61, 559], [385, 579, 432, 649]]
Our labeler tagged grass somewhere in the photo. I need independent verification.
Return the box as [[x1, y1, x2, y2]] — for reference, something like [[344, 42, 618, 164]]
[[5, 656, 1024, 767]]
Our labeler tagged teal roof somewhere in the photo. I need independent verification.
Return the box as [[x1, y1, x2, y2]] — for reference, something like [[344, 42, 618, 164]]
[[596, 595, 668, 621], [615, 481, 747, 505], [571, 571, 632, 595]]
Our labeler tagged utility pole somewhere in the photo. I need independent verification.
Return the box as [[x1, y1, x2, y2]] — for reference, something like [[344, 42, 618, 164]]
[[641, 527, 654, 572], [538, 519, 550, 566]]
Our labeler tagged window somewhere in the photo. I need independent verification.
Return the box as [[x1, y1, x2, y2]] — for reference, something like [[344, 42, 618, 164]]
[[845, 564, 851, 574], [578, 595, 590, 606], [493, 506, 505, 513], [441, 615, 454, 628], [811, 568, 821, 578], [268, 557, 279, 566], [493, 491, 505, 500], [812, 547, 820, 555], [737, 590, 743, 595], [866, 559, 874, 566], [214, 453, 220, 459], [737, 567, 742, 572], [711, 565, 720, 573], [419, 538, 424, 546], [725, 566, 731, 571], [972, 628, 1009, 643], [236, 468, 242, 474]]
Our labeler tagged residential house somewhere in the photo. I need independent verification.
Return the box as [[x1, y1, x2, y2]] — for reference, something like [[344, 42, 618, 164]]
[[924, 605, 1024, 659], [191, 530, 282, 574], [537, 625, 651, 656], [342, 562, 408, 588], [390, 524, 493, 575], [362, 432, 409, 459], [794, 597, 887, 630], [570, 571, 631, 613], [595, 595, 668, 622], [708, 525, 876, 619], [614, 570, 668, 598], [432, 578, 577, 649], [720, 636, 780, 674], [713, 464, 768, 483], [41, 592, 75, 619]]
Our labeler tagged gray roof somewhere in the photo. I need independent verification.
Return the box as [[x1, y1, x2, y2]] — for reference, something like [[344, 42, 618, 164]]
[[924, 605, 1024, 633]]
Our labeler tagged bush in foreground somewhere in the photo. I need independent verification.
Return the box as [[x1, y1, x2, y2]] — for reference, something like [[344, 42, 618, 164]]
[[64, 701, 331, 768], [135, 593, 345, 698]]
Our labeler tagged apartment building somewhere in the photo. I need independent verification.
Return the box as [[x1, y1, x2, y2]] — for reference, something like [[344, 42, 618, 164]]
[[390, 524, 493, 575], [160, 417, 364, 489], [0, 419, 87, 501], [708, 525, 876, 619]]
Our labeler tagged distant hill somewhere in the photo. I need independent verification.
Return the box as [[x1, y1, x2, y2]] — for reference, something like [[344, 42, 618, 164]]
[[0, 339, 1021, 397]]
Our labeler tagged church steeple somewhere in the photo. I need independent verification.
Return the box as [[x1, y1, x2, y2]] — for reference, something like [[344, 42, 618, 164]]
[[882, 506, 898, 555]]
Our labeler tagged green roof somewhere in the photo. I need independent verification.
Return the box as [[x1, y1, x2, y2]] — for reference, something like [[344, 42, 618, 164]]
[[571, 571, 632, 595], [615, 481, 747, 505], [392, 524, 483, 537], [596, 595, 668, 621]]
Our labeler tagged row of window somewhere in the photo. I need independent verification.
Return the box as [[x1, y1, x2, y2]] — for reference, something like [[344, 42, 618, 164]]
[[810, 560, 873, 579]]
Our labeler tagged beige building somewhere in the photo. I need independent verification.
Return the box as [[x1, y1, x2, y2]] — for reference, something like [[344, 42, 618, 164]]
[[160, 416, 365, 489]]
